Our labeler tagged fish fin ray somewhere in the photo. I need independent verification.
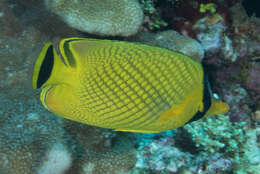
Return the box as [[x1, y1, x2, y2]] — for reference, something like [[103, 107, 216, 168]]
[[59, 38, 85, 67]]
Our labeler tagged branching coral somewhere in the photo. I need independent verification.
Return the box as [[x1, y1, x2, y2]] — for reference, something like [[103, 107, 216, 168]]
[[139, 0, 168, 30], [133, 114, 260, 174], [184, 115, 246, 154], [183, 114, 260, 174]]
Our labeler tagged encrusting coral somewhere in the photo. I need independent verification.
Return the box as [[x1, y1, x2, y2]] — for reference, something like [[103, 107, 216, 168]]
[[0, 87, 72, 174], [44, 0, 143, 36]]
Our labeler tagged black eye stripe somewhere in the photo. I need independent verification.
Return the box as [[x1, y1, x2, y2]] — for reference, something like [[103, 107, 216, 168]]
[[37, 45, 54, 88]]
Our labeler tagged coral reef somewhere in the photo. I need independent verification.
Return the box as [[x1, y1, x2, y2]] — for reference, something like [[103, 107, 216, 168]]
[[63, 121, 137, 174], [135, 137, 193, 173], [133, 114, 260, 174], [139, 0, 168, 31], [0, 0, 260, 174], [79, 142, 136, 174], [45, 0, 143, 36], [0, 86, 137, 174], [0, 87, 70, 174]]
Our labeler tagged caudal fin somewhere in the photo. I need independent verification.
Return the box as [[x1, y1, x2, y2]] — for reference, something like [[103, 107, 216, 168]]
[[204, 101, 229, 117]]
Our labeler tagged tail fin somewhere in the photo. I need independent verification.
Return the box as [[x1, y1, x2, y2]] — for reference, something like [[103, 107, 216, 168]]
[[204, 101, 229, 117]]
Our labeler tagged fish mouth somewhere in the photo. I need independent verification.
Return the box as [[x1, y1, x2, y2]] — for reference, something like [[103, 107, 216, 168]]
[[40, 85, 54, 111]]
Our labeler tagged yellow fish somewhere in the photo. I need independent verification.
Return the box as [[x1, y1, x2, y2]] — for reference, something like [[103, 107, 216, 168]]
[[32, 37, 229, 133]]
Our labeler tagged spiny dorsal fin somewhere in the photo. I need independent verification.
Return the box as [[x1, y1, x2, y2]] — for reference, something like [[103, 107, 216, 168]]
[[59, 38, 89, 68]]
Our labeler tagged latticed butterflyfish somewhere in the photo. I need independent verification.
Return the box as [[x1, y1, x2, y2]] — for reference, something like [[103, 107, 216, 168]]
[[32, 38, 229, 133]]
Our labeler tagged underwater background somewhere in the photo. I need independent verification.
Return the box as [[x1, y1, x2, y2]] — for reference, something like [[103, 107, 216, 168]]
[[0, 0, 260, 173]]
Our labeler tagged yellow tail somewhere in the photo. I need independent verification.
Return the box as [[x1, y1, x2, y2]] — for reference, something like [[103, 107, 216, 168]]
[[204, 101, 229, 117]]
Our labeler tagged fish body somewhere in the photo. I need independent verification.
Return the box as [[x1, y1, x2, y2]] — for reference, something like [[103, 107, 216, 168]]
[[32, 38, 229, 133]]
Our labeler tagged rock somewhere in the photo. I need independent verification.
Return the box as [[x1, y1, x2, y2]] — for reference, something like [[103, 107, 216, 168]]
[[222, 84, 251, 122], [44, 0, 143, 37], [0, 2, 78, 173], [229, 3, 248, 28], [244, 63, 260, 95], [253, 110, 260, 123], [192, 13, 239, 62], [230, 3, 260, 60], [193, 14, 226, 56], [0, 0, 47, 88], [131, 30, 205, 62]]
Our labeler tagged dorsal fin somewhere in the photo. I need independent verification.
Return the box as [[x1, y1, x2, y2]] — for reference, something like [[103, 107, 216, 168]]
[[59, 37, 119, 67], [59, 38, 86, 68]]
